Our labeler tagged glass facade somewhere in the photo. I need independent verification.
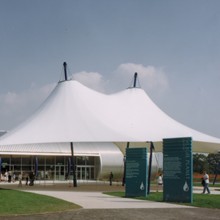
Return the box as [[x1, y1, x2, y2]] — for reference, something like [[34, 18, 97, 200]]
[[0, 155, 99, 182]]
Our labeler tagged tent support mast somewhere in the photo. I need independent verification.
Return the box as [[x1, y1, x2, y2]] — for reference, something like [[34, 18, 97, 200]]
[[63, 62, 68, 81], [122, 142, 130, 186], [35, 156, 38, 178], [147, 141, 154, 194], [70, 142, 77, 187], [133, 72, 138, 87]]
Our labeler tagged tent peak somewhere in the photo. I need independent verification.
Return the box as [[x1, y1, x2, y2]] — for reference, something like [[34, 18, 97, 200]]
[[59, 62, 71, 83], [128, 72, 141, 89]]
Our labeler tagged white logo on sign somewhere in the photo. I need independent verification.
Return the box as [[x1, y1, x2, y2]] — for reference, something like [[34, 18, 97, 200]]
[[140, 182, 145, 190], [183, 181, 189, 192]]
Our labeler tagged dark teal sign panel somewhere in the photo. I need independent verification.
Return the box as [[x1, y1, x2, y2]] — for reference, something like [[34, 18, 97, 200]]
[[125, 148, 148, 197], [163, 137, 193, 203]]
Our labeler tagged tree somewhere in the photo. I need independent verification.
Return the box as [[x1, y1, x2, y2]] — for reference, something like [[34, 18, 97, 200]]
[[193, 153, 208, 173], [207, 153, 220, 174]]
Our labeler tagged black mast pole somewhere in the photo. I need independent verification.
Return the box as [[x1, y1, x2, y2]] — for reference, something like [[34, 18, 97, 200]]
[[63, 62, 68, 81], [147, 142, 154, 194], [70, 142, 77, 187], [133, 72, 138, 87], [122, 142, 130, 186]]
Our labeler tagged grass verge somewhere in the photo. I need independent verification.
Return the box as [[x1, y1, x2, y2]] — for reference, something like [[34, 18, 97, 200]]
[[0, 188, 81, 216], [104, 191, 220, 209]]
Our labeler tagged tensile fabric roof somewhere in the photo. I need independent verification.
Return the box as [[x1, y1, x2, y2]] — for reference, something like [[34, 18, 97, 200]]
[[0, 79, 220, 153]]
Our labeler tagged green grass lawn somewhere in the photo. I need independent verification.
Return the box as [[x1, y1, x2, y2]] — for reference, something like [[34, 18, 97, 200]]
[[105, 191, 220, 209], [0, 189, 81, 216]]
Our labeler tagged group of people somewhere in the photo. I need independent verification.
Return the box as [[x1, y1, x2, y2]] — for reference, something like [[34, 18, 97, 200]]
[[0, 170, 36, 186], [156, 171, 211, 194], [18, 171, 36, 186], [0, 170, 16, 182], [115, 170, 211, 194]]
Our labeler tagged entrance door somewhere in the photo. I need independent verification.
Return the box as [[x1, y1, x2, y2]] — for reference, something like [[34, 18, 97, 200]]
[[55, 165, 65, 180], [76, 166, 94, 180]]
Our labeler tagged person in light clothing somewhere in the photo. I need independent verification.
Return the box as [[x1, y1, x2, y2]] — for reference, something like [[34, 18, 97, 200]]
[[202, 171, 210, 194], [157, 173, 163, 192]]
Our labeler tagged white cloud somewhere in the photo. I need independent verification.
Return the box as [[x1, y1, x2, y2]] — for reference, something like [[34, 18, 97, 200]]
[[113, 63, 169, 93], [72, 71, 107, 92], [4, 92, 19, 105]]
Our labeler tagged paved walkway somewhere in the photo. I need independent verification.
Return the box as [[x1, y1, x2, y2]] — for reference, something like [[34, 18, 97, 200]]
[[25, 190, 192, 209]]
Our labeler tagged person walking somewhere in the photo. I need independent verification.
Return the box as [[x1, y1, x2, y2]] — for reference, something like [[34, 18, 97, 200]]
[[109, 172, 113, 186], [29, 171, 35, 186], [18, 173, 22, 187], [25, 173, 29, 185], [202, 171, 210, 194], [157, 173, 163, 192]]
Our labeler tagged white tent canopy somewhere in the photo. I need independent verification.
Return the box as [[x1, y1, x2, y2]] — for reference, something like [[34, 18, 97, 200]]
[[0, 79, 220, 153]]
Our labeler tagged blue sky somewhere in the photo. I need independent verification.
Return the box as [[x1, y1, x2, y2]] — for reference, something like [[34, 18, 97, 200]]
[[0, 0, 220, 138]]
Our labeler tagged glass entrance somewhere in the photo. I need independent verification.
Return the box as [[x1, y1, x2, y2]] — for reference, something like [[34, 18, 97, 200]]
[[0, 155, 99, 181], [55, 164, 65, 180], [77, 166, 95, 180]]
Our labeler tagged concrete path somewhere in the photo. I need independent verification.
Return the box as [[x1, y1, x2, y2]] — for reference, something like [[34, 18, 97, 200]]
[[26, 190, 193, 209]]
